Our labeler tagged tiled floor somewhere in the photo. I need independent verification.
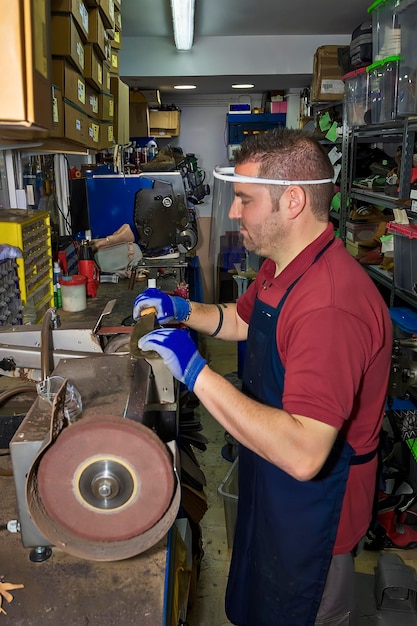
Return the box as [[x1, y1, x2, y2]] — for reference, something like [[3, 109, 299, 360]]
[[184, 336, 417, 625]]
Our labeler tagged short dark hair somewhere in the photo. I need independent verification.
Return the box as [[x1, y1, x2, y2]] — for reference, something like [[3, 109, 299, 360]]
[[234, 128, 334, 220]]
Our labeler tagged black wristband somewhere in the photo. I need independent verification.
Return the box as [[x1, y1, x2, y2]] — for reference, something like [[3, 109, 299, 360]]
[[210, 304, 224, 337]]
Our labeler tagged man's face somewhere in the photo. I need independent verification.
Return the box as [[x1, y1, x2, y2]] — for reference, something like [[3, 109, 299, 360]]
[[229, 161, 288, 257]]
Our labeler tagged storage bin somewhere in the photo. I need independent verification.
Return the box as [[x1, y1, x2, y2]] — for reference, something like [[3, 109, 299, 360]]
[[381, 55, 400, 121], [343, 67, 370, 126], [367, 56, 400, 123], [368, 0, 401, 61], [218, 458, 238, 550], [367, 59, 384, 123], [346, 221, 379, 242], [395, 0, 417, 116], [0, 209, 53, 322], [387, 222, 417, 294]]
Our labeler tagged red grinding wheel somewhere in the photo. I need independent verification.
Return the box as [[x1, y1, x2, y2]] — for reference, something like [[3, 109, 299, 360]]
[[36, 415, 175, 543]]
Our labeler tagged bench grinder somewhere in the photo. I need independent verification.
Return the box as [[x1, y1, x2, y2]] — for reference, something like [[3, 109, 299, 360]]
[[10, 353, 180, 562]]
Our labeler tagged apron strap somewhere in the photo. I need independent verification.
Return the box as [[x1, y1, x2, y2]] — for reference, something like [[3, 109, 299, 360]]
[[351, 447, 378, 465]]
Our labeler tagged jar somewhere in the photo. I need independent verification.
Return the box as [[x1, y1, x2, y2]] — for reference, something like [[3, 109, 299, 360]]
[[59, 275, 87, 312]]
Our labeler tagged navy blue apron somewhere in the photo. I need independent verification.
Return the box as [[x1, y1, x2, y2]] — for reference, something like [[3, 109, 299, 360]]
[[225, 241, 376, 625]]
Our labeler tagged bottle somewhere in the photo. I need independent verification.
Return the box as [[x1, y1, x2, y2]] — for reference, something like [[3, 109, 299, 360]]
[[146, 139, 158, 160], [53, 261, 62, 308]]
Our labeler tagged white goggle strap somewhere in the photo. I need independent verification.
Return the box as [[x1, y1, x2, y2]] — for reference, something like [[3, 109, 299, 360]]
[[213, 166, 332, 186]]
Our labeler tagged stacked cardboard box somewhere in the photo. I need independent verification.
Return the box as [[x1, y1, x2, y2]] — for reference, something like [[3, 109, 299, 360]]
[[310, 45, 348, 102], [50, 0, 128, 149]]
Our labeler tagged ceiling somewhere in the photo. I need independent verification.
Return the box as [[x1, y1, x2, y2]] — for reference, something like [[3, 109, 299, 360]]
[[120, 0, 372, 95]]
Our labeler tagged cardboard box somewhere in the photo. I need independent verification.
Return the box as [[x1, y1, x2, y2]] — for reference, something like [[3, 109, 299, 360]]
[[51, 0, 89, 41], [84, 43, 103, 90], [0, 0, 52, 131], [85, 83, 100, 117], [63, 99, 87, 143], [51, 85, 64, 138], [52, 59, 86, 110], [310, 45, 348, 102], [87, 91, 113, 121], [51, 14, 85, 74], [103, 62, 111, 93], [88, 7, 107, 60], [345, 239, 369, 258], [86, 117, 100, 149], [109, 48, 119, 75], [112, 29, 122, 50], [110, 76, 129, 144], [98, 0, 115, 29], [115, 8, 121, 30], [97, 120, 114, 149]]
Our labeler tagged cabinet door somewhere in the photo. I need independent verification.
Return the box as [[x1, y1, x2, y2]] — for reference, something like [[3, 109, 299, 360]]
[[0, 0, 52, 133], [149, 111, 180, 137]]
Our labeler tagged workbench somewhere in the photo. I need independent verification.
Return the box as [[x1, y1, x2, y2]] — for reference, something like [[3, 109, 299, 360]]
[[0, 277, 191, 625]]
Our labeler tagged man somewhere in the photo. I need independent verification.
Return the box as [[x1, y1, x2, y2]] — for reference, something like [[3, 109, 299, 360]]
[[133, 128, 392, 625]]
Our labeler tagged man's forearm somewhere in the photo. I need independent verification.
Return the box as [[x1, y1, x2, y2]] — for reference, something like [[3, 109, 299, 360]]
[[185, 301, 248, 341], [193, 365, 338, 481]]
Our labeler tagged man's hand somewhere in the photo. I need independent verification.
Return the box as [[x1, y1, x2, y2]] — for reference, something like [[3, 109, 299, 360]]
[[138, 328, 206, 391], [133, 288, 191, 325]]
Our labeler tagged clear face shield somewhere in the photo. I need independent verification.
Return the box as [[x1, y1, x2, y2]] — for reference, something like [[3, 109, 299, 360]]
[[209, 166, 333, 298]]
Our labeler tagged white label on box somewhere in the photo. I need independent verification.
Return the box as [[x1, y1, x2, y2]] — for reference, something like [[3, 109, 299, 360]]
[[412, 199, 417, 213], [321, 79, 344, 94], [80, 4, 89, 34]]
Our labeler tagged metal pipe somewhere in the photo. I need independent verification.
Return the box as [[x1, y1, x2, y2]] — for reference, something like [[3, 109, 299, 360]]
[[40, 308, 61, 380]]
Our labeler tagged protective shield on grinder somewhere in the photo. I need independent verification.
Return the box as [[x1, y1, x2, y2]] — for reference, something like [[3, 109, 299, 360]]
[[130, 307, 157, 358]]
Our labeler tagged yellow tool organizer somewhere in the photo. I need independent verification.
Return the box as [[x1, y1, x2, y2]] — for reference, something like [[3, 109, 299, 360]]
[[0, 209, 53, 323]]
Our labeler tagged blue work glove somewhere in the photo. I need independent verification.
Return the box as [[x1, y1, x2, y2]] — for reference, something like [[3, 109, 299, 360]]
[[133, 288, 191, 325], [138, 328, 206, 391]]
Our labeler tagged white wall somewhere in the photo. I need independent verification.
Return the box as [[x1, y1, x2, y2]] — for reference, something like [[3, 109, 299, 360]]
[[121, 34, 350, 80], [156, 93, 267, 303]]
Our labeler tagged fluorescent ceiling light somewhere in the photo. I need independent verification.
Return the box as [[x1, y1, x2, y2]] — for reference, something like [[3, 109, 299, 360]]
[[174, 84, 197, 90], [170, 0, 195, 50], [232, 83, 255, 89]]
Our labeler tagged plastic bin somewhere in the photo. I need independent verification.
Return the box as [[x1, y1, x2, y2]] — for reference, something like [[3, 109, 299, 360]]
[[218, 458, 238, 550], [367, 59, 385, 123], [343, 67, 370, 126], [395, 0, 417, 116], [381, 55, 400, 121], [367, 56, 400, 123], [368, 0, 401, 61], [387, 222, 417, 294]]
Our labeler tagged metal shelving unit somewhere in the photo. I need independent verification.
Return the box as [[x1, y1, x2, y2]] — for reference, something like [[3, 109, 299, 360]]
[[343, 118, 417, 307]]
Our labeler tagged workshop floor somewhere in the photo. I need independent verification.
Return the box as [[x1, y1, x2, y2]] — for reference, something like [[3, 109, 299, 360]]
[[186, 337, 235, 626]]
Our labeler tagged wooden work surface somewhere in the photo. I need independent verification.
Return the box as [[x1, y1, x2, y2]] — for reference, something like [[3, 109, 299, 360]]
[[0, 467, 168, 624], [0, 278, 176, 624]]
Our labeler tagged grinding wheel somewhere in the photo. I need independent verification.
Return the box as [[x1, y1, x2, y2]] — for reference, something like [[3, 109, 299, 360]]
[[28, 414, 180, 561]]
